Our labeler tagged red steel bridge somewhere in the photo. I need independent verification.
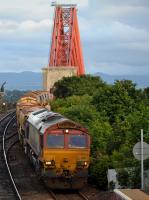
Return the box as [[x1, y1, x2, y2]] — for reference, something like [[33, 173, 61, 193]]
[[49, 2, 85, 75]]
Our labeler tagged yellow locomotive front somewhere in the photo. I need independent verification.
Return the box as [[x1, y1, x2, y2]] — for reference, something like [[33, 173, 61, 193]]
[[42, 128, 90, 189], [26, 109, 90, 189]]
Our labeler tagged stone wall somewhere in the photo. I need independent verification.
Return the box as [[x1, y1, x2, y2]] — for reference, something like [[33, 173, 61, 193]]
[[42, 66, 77, 91]]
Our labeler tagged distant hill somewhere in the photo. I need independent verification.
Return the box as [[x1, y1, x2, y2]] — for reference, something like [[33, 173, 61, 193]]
[[0, 71, 42, 90], [94, 73, 149, 89], [0, 71, 148, 90]]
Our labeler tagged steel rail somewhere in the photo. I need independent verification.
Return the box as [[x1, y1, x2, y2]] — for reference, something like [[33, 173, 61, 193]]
[[49, 190, 57, 200], [0, 131, 18, 143], [78, 191, 89, 200], [0, 111, 15, 123], [2, 113, 22, 200], [49, 190, 89, 200]]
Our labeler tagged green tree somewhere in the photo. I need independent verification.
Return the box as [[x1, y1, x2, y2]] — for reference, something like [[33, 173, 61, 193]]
[[89, 155, 111, 189], [51, 76, 149, 189], [53, 75, 106, 98]]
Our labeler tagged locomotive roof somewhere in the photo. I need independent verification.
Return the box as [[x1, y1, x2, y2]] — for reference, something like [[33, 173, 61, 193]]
[[27, 108, 81, 134]]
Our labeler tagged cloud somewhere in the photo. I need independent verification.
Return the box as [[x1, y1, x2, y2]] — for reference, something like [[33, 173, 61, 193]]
[[0, 0, 88, 21], [91, 62, 149, 76], [80, 18, 149, 45], [89, 3, 149, 30], [0, 0, 149, 75], [0, 20, 18, 32], [19, 19, 51, 32], [0, 41, 50, 72], [110, 21, 149, 42], [0, 19, 52, 33], [0, 19, 52, 47], [98, 5, 144, 17], [52, 0, 89, 7]]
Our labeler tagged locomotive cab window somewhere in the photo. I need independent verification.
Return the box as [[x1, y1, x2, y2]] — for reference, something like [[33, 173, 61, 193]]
[[47, 134, 64, 148], [68, 135, 87, 148]]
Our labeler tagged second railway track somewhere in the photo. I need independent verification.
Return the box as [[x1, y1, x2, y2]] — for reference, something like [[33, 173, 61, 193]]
[[0, 111, 19, 200], [0, 111, 53, 200]]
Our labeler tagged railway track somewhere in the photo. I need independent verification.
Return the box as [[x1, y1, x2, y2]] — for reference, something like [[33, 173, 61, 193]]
[[49, 190, 89, 200], [0, 113, 18, 143], [0, 112, 101, 200], [0, 111, 21, 200], [0, 112, 53, 200]]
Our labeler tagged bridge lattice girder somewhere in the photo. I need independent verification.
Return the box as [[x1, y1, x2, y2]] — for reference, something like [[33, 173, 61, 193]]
[[49, 6, 85, 75]]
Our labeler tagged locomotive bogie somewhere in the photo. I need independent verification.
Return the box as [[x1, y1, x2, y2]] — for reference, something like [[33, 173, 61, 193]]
[[44, 177, 88, 189]]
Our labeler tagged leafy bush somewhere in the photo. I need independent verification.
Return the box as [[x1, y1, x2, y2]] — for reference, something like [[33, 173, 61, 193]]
[[52, 75, 149, 189], [53, 75, 106, 98]]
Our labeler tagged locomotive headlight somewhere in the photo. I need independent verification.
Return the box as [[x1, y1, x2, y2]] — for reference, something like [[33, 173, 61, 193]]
[[45, 160, 55, 167], [45, 161, 52, 165], [77, 161, 88, 168]]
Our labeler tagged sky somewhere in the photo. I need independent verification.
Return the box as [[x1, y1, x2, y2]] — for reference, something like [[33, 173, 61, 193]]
[[0, 0, 149, 75]]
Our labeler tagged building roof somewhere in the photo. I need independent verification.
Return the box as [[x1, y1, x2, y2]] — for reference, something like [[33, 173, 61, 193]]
[[114, 189, 149, 200]]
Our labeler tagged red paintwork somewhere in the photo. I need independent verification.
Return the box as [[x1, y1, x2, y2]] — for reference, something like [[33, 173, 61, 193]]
[[49, 6, 85, 75]]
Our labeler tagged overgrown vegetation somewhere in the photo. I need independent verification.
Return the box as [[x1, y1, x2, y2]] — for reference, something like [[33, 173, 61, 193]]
[[0, 90, 28, 112], [51, 75, 149, 189], [4, 90, 28, 103]]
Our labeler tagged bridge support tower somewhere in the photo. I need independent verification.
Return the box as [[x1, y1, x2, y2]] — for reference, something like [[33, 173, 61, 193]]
[[42, 3, 85, 92]]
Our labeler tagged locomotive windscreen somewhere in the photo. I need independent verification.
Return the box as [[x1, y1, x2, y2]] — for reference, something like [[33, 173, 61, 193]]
[[47, 134, 64, 148], [46, 132, 88, 149], [68, 135, 87, 148]]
